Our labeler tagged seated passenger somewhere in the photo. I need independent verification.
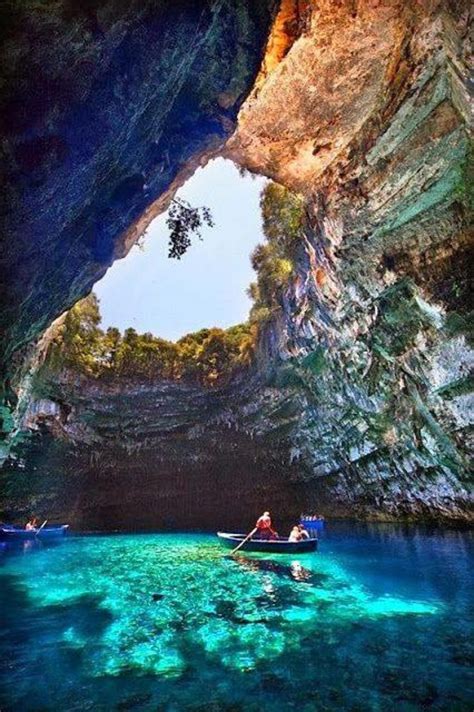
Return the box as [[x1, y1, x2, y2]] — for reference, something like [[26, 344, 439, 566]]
[[288, 526, 302, 542], [298, 524, 310, 539], [25, 517, 38, 531]]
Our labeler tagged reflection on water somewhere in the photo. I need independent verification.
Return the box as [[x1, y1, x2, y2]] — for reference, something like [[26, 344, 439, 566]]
[[234, 555, 314, 583], [289, 560, 313, 582], [0, 538, 65, 557], [0, 523, 472, 711]]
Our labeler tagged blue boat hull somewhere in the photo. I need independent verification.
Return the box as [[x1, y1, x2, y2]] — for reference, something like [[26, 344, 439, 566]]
[[217, 532, 318, 553], [0, 525, 69, 541]]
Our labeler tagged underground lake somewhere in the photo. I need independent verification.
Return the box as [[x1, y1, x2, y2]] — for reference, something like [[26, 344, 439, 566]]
[[1, 523, 473, 711]]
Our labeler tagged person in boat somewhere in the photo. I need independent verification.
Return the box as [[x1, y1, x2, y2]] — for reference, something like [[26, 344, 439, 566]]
[[288, 526, 302, 542], [298, 524, 310, 539], [255, 511, 278, 540], [25, 516, 38, 531]]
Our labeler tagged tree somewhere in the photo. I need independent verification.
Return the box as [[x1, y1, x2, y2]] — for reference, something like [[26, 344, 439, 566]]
[[176, 329, 211, 380], [103, 327, 121, 369], [248, 182, 304, 323], [260, 182, 304, 253], [44, 298, 254, 386], [166, 198, 214, 259], [195, 329, 235, 385], [49, 294, 105, 375], [250, 242, 293, 311]]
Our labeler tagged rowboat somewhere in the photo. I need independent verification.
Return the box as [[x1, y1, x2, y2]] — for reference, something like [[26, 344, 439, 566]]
[[0, 525, 69, 541], [217, 532, 318, 553]]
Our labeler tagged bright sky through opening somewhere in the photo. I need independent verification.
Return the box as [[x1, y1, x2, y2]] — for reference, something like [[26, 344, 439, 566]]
[[94, 159, 266, 341]]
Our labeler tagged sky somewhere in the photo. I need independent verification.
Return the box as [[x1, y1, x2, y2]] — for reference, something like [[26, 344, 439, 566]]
[[94, 158, 267, 341]]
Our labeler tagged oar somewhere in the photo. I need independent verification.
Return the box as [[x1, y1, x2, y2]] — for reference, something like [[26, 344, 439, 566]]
[[229, 527, 257, 556], [35, 519, 48, 537]]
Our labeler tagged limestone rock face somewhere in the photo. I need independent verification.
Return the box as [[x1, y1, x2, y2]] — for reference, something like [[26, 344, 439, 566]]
[[0, 0, 276, 365], [223, 0, 473, 521], [247, 219, 473, 522], [227, 0, 412, 188], [0, 372, 306, 530], [1, 1, 472, 526], [226, 0, 471, 197]]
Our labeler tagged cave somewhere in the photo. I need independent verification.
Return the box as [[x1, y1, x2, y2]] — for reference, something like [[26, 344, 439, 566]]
[[1, 2, 473, 709], [0, 0, 472, 531]]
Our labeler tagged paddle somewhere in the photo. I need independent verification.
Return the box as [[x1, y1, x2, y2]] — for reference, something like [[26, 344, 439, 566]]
[[229, 527, 257, 556], [35, 519, 48, 537]]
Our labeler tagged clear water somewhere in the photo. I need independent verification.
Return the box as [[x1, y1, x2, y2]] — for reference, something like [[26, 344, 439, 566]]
[[0, 522, 472, 711]]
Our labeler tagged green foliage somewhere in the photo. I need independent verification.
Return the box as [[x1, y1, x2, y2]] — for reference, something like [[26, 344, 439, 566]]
[[166, 198, 214, 259], [173, 324, 256, 384], [250, 244, 293, 311], [248, 182, 304, 322], [46, 293, 104, 376], [260, 182, 304, 250], [45, 295, 254, 387]]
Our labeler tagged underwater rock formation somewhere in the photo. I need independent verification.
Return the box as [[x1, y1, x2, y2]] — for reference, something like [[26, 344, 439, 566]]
[[1, 0, 472, 525]]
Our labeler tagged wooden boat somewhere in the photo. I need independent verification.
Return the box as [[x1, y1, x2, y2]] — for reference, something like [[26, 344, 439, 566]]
[[217, 532, 318, 553], [0, 525, 69, 541]]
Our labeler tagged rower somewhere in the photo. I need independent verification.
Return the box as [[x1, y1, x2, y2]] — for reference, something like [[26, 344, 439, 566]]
[[255, 511, 278, 540], [25, 516, 38, 531]]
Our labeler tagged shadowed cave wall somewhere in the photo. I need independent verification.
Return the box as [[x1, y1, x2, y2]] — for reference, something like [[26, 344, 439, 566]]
[[0, 0, 473, 528], [1, 374, 310, 530]]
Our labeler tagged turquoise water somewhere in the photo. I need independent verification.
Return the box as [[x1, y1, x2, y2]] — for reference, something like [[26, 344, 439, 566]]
[[0, 523, 472, 711]]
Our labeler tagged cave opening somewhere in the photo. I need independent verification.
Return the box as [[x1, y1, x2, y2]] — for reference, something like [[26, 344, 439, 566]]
[[2, 157, 314, 532], [94, 158, 267, 341]]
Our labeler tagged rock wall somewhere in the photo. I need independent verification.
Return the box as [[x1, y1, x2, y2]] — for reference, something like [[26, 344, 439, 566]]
[[0, 371, 308, 530], [249, 217, 473, 522], [226, 0, 473, 521]]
